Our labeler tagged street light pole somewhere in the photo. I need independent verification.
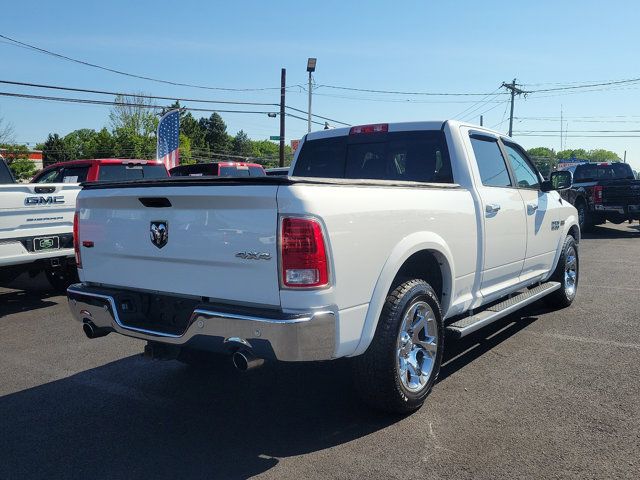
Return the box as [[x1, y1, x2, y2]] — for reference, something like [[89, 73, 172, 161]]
[[307, 58, 316, 133]]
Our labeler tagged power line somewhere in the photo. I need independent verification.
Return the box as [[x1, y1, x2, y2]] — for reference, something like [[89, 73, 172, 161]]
[[0, 79, 351, 125], [0, 33, 299, 92], [525, 77, 640, 93], [0, 90, 279, 115], [0, 79, 279, 106], [315, 84, 509, 97]]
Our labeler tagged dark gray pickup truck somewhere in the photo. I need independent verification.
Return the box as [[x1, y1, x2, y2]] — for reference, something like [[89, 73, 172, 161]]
[[559, 162, 640, 230]]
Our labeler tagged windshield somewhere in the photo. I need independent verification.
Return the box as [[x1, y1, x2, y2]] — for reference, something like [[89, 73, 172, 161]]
[[572, 163, 634, 182]]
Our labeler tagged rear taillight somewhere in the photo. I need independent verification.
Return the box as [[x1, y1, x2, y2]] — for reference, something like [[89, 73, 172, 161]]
[[73, 211, 82, 269], [280, 217, 329, 288], [593, 186, 603, 205], [349, 123, 388, 135]]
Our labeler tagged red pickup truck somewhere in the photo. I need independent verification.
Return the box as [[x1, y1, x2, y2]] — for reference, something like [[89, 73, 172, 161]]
[[32, 158, 168, 184]]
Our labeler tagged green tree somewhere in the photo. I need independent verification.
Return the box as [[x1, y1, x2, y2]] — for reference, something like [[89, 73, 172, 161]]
[[63, 129, 100, 159], [109, 93, 158, 137], [0, 144, 36, 180], [93, 128, 116, 158], [557, 149, 589, 160], [251, 139, 280, 159], [587, 149, 620, 162], [231, 130, 252, 156], [202, 113, 230, 153], [527, 147, 556, 159], [42, 133, 68, 165], [178, 133, 194, 165], [181, 112, 206, 150], [0, 114, 14, 144]]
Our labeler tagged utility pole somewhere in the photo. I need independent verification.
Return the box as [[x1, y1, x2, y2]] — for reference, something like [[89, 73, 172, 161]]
[[560, 105, 563, 151], [306, 58, 317, 133], [501, 78, 525, 137], [480, 115, 483, 126], [279, 68, 286, 167], [624, 150, 627, 163]]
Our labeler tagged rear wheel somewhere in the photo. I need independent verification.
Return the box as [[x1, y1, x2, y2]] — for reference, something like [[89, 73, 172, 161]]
[[353, 279, 444, 414], [545, 235, 579, 308], [576, 200, 592, 232]]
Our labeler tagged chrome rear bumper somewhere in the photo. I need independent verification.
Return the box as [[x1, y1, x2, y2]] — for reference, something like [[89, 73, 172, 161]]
[[66, 283, 336, 362]]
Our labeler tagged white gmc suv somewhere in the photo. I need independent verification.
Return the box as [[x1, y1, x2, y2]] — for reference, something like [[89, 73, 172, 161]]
[[67, 121, 579, 413]]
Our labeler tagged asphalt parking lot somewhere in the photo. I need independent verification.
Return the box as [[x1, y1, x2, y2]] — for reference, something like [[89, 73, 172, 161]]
[[1, 223, 639, 480]]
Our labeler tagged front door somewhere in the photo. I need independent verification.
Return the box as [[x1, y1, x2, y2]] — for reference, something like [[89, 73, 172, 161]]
[[501, 141, 559, 281]]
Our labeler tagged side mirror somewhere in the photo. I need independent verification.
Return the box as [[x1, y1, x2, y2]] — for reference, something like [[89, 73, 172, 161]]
[[541, 170, 572, 192]]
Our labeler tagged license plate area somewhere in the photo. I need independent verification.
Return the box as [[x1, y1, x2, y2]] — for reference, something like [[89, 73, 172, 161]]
[[33, 236, 60, 251]]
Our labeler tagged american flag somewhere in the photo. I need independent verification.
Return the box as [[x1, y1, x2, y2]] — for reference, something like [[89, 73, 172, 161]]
[[157, 109, 180, 170]]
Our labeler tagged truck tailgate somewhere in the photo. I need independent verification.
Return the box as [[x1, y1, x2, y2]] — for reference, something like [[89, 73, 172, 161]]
[[0, 183, 79, 240], [77, 184, 281, 307]]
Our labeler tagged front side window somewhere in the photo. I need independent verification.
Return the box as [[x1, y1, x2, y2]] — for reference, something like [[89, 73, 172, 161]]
[[35, 167, 63, 183], [470, 136, 511, 187], [503, 143, 540, 189]]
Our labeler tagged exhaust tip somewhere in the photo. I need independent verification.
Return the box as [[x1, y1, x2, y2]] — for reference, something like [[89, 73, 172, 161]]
[[83, 321, 109, 339], [232, 350, 264, 371]]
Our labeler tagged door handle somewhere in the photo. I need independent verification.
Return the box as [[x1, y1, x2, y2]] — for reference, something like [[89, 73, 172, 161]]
[[485, 203, 501, 214], [527, 203, 538, 215]]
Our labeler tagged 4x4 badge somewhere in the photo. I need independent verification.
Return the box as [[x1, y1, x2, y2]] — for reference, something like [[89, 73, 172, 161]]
[[150, 221, 168, 249]]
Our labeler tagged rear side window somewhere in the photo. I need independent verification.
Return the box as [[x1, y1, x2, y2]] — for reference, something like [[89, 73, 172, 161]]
[[98, 164, 168, 181], [470, 137, 511, 187], [293, 130, 453, 183]]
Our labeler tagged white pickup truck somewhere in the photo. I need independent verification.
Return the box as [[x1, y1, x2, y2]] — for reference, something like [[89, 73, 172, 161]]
[[0, 157, 80, 289], [67, 121, 579, 413]]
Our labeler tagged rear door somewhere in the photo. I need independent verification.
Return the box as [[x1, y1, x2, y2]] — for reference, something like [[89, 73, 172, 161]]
[[501, 140, 559, 281], [467, 132, 527, 298]]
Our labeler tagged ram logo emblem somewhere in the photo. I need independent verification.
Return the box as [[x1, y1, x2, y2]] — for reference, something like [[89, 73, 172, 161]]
[[150, 221, 169, 249]]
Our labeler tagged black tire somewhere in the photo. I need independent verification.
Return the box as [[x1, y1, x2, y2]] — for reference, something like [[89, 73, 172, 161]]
[[45, 265, 79, 293], [352, 279, 444, 414], [576, 200, 592, 232], [545, 235, 579, 308]]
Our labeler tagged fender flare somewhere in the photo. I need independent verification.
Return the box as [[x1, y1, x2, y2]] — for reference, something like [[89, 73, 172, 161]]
[[351, 231, 455, 357]]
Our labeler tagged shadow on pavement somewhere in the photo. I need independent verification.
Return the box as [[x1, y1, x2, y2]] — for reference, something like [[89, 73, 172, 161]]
[[0, 305, 545, 479], [0, 272, 58, 318], [581, 223, 640, 239]]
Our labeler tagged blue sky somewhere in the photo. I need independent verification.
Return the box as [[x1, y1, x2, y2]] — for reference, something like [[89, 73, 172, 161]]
[[1, 0, 640, 169]]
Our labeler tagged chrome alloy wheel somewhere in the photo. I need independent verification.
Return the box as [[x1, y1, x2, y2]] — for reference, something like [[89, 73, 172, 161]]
[[396, 300, 439, 393], [564, 245, 578, 298]]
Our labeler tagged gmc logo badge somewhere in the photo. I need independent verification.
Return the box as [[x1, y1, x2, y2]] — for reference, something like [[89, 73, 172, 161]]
[[25, 196, 65, 205]]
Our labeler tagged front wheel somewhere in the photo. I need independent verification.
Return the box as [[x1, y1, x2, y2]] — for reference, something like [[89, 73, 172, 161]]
[[545, 235, 579, 308], [353, 279, 444, 414]]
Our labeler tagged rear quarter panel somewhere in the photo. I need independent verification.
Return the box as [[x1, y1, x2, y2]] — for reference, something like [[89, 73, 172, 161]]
[[277, 183, 477, 356]]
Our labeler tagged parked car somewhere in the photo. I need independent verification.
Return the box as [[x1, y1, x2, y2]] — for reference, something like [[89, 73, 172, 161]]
[[558, 162, 640, 230], [67, 120, 579, 413], [32, 158, 168, 184], [169, 162, 266, 177], [0, 159, 168, 290], [265, 166, 290, 176]]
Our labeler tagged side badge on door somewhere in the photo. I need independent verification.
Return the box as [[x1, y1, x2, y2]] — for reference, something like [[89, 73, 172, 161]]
[[150, 221, 169, 249]]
